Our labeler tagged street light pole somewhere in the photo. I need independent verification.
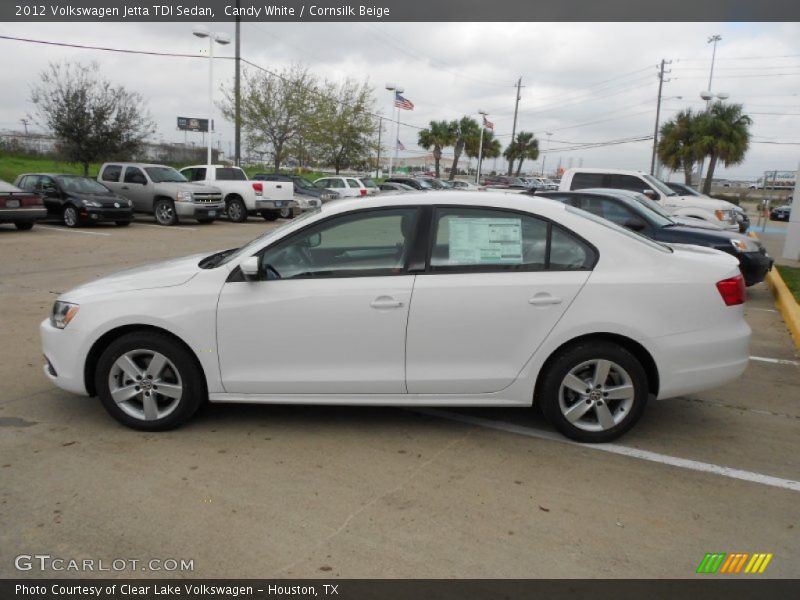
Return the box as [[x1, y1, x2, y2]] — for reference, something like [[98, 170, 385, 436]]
[[541, 132, 552, 177], [476, 110, 488, 184], [193, 27, 230, 167], [696, 34, 722, 188]]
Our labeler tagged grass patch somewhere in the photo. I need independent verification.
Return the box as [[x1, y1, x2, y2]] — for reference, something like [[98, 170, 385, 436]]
[[777, 265, 800, 304], [0, 154, 98, 183]]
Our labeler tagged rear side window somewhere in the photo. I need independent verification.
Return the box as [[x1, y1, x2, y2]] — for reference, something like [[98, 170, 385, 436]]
[[570, 173, 604, 190], [360, 178, 376, 188], [346, 178, 361, 188], [183, 168, 206, 182], [429, 207, 595, 272], [215, 168, 247, 181], [606, 174, 649, 193], [101, 165, 122, 182], [18, 175, 38, 191]]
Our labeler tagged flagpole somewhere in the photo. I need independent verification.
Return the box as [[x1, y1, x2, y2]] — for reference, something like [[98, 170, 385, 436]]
[[393, 99, 402, 176]]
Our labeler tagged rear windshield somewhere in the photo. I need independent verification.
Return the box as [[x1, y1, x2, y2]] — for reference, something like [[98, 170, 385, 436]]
[[360, 178, 376, 188], [566, 205, 672, 253], [216, 168, 247, 181]]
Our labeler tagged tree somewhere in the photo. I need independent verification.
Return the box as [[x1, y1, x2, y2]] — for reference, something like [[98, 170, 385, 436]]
[[695, 102, 752, 195], [29, 61, 155, 175], [310, 78, 377, 174], [657, 109, 701, 185], [503, 131, 540, 177], [447, 116, 481, 180], [221, 64, 317, 173], [465, 128, 501, 177], [418, 120, 455, 178]]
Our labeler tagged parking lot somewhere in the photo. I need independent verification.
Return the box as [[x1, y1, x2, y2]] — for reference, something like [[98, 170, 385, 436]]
[[1, 215, 798, 579]]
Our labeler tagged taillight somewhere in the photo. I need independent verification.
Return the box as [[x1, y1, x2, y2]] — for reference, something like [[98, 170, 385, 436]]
[[22, 195, 42, 207], [716, 275, 745, 306], [252, 182, 263, 193], [360, 189, 367, 197]]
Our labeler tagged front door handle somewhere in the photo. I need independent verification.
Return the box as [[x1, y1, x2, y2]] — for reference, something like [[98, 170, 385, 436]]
[[528, 294, 563, 306], [121, 186, 129, 190], [370, 296, 403, 309]]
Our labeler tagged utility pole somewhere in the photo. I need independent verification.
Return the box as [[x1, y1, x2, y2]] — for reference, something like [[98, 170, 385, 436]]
[[234, 1, 242, 166], [19, 118, 29, 136], [650, 59, 671, 176], [507, 77, 523, 175]]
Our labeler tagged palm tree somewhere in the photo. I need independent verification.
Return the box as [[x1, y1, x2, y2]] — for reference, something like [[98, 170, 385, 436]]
[[447, 116, 481, 180], [503, 131, 540, 177], [657, 109, 701, 185], [695, 102, 752, 195], [418, 120, 456, 178], [465, 129, 501, 177]]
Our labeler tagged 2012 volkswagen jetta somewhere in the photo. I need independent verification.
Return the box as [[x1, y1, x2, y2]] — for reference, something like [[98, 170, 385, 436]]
[[41, 192, 750, 442]]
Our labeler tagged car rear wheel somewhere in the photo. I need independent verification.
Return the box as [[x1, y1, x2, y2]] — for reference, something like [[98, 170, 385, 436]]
[[63, 205, 80, 228], [278, 207, 294, 219], [261, 210, 279, 221], [226, 197, 247, 223], [539, 341, 648, 443], [14, 222, 34, 231], [154, 199, 177, 226], [95, 332, 205, 431]]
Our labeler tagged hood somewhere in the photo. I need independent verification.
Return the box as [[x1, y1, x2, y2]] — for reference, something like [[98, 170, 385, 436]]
[[66, 192, 129, 206], [672, 216, 724, 230], [62, 253, 206, 301], [672, 194, 736, 210]]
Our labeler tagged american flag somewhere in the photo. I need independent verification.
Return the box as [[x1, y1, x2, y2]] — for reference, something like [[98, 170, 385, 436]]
[[483, 115, 494, 130], [397, 139, 406, 151], [395, 93, 414, 111]]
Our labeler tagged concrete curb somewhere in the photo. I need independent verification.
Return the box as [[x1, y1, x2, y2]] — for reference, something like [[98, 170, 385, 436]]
[[765, 268, 800, 350], [748, 231, 800, 349]]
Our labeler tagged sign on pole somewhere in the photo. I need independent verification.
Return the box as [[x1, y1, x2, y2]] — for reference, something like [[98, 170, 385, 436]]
[[177, 117, 213, 132]]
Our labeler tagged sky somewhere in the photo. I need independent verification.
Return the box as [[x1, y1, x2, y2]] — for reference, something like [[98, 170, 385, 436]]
[[0, 21, 798, 181]]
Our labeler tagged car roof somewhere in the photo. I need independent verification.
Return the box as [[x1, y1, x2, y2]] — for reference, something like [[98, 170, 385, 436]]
[[100, 162, 174, 168], [18, 173, 88, 178], [564, 167, 646, 176]]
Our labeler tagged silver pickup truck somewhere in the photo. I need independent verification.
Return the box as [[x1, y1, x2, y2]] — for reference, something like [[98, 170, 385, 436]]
[[98, 163, 225, 226]]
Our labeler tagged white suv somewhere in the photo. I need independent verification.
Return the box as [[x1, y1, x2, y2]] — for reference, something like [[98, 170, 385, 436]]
[[559, 168, 739, 230], [313, 176, 378, 198]]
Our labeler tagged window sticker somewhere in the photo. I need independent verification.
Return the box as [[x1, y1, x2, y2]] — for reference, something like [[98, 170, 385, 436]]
[[448, 217, 523, 264]]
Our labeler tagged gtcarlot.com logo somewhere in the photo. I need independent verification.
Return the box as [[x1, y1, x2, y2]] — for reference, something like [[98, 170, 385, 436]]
[[696, 552, 773, 574]]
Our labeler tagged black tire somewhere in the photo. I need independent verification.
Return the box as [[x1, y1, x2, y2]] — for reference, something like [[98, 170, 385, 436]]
[[14, 222, 34, 231], [115, 221, 131, 227], [196, 218, 215, 224], [154, 199, 178, 226], [261, 210, 279, 221], [63, 204, 80, 228], [95, 331, 206, 431], [226, 196, 248, 223], [538, 341, 649, 443], [278, 207, 294, 219]]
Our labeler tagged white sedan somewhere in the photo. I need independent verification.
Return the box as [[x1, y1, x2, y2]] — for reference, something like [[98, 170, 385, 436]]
[[40, 192, 750, 442]]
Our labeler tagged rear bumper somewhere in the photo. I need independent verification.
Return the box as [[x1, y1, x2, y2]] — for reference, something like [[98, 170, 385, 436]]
[[255, 199, 297, 210], [655, 318, 751, 400], [0, 207, 47, 223]]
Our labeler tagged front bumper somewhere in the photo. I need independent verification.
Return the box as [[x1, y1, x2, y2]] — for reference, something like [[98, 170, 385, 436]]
[[0, 207, 47, 223], [82, 206, 134, 223], [40, 318, 89, 396], [175, 202, 225, 218]]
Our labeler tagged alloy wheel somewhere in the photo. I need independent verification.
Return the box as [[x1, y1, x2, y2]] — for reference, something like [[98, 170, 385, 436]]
[[156, 203, 174, 225], [108, 350, 183, 421], [557, 359, 635, 433], [63, 206, 78, 227]]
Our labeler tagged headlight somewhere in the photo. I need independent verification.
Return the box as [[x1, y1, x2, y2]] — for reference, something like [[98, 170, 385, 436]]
[[82, 199, 102, 208], [714, 209, 734, 222], [730, 238, 759, 253], [51, 301, 79, 329], [176, 190, 193, 202]]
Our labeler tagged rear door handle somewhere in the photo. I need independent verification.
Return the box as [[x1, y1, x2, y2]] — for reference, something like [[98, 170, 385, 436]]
[[528, 294, 563, 306], [121, 186, 129, 190], [370, 296, 403, 309]]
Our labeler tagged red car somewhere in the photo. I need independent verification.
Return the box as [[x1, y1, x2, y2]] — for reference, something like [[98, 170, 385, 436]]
[[0, 179, 47, 230]]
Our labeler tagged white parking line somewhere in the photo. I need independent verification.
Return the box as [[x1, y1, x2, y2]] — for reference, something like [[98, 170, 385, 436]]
[[749, 307, 778, 313], [38, 225, 111, 237], [139, 224, 198, 232], [750, 355, 800, 366], [416, 409, 800, 493]]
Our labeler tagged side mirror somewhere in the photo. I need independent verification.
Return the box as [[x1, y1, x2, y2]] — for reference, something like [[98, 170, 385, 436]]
[[625, 217, 647, 231], [642, 189, 658, 201], [240, 256, 260, 280], [43, 187, 60, 197]]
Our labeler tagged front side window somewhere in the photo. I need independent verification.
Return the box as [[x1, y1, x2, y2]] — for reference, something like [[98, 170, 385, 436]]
[[124, 167, 147, 185], [259, 208, 420, 280]]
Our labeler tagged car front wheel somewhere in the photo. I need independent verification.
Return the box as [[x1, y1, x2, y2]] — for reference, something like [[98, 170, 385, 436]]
[[63, 205, 80, 228], [539, 341, 648, 443], [154, 199, 178, 226], [95, 332, 205, 431]]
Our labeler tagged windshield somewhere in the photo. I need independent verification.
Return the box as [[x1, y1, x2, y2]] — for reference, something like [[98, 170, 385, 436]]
[[566, 205, 672, 253], [55, 176, 112, 195], [643, 174, 677, 197], [631, 195, 676, 226], [215, 208, 322, 267], [360, 178, 376, 188], [293, 177, 314, 190], [145, 167, 187, 183], [423, 178, 446, 189]]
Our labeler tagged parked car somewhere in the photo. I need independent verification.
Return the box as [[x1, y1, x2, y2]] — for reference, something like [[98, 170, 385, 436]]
[[14, 173, 133, 228], [449, 180, 484, 191], [180, 165, 294, 222], [770, 204, 792, 222], [98, 163, 224, 226], [41, 191, 750, 443], [313, 176, 376, 198], [560, 168, 740, 231], [0, 179, 46, 230], [481, 175, 529, 189], [538, 188, 773, 286], [383, 176, 434, 191], [665, 181, 750, 233], [253, 174, 341, 213], [379, 182, 418, 193]]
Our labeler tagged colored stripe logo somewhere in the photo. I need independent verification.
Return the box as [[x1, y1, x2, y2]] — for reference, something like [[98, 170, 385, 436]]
[[697, 553, 773, 574]]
